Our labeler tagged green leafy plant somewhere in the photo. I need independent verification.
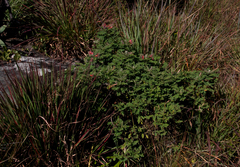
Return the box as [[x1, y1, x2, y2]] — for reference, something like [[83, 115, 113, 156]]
[[0, 46, 21, 61], [74, 27, 220, 164]]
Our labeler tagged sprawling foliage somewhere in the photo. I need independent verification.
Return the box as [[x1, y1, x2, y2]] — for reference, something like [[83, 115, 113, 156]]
[[74, 27, 219, 164]]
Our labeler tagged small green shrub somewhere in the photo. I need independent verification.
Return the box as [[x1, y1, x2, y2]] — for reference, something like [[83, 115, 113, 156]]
[[75, 27, 219, 164], [0, 46, 21, 61], [0, 24, 21, 62]]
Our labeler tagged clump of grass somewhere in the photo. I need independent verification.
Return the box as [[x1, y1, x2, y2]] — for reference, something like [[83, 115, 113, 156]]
[[0, 63, 116, 166], [23, 0, 118, 60], [116, 0, 240, 73]]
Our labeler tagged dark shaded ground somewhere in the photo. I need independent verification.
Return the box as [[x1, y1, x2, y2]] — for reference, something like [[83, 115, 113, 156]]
[[125, 0, 188, 14]]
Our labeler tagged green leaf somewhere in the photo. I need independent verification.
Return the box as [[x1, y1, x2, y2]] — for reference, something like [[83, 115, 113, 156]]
[[0, 25, 7, 33], [0, 39, 5, 47]]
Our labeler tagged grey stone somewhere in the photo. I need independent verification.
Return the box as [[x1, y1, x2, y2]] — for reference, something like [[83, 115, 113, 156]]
[[0, 52, 80, 103]]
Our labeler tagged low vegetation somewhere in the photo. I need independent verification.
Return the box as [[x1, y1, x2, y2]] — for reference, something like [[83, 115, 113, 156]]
[[0, 0, 240, 166]]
